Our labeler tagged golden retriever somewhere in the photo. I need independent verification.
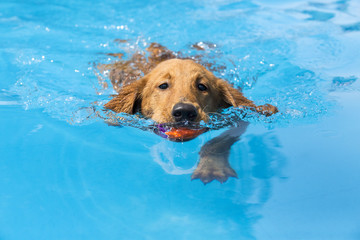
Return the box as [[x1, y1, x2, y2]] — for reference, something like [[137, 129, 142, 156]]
[[103, 42, 278, 184]]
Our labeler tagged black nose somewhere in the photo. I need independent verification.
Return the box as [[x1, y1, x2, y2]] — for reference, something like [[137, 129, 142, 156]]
[[172, 103, 198, 122]]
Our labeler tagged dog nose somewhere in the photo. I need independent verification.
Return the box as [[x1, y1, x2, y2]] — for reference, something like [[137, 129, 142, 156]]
[[172, 103, 198, 122]]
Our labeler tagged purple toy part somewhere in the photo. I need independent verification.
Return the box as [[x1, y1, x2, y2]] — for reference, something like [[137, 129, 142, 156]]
[[155, 124, 170, 139]]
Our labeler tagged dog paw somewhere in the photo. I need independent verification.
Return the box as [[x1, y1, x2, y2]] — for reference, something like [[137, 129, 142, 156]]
[[191, 157, 237, 184], [256, 104, 278, 116]]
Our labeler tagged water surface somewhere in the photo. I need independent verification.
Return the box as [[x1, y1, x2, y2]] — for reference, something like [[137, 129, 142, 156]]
[[1, 0, 360, 239]]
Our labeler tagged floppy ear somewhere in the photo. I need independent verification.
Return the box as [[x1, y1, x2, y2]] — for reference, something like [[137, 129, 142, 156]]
[[217, 79, 278, 116], [104, 77, 147, 114], [217, 79, 257, 109]]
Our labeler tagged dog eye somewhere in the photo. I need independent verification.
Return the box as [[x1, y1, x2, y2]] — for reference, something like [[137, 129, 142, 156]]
[[197, 83, 207, 91], [158, 83, 169, 90]]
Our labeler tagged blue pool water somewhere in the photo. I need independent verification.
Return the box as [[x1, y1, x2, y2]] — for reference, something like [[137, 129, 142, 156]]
[[1, 0, 360, 239]]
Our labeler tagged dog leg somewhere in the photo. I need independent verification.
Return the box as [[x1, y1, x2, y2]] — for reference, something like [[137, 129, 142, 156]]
[[191, 121, 249, 184]]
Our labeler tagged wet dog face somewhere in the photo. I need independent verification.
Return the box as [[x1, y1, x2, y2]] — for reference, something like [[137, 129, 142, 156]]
[[105, 59, 276, 123], [140, 59, 225, 123]]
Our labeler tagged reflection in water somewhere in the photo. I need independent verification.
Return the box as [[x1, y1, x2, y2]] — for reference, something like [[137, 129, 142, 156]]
[[150, 141, 198, 175], [149, 124, 287, 238], [234, 133, 287, 205]]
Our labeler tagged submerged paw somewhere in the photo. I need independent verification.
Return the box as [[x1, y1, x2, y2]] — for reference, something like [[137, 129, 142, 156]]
[[191, 166, 237, 184]]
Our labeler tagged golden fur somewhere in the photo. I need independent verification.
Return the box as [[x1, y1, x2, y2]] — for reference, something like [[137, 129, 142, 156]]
[[104, 58, 278, 123], [102, 42, 278, 183]]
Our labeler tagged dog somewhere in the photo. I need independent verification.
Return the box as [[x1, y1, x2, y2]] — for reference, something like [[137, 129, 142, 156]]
[[102, 42, 278, 184]]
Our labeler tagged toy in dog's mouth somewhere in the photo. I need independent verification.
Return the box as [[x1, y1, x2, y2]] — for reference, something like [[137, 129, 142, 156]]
[[154, 123, 208, 142]]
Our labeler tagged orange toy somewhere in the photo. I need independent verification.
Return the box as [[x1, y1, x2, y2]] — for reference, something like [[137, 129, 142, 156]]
[[155, 124, 208, 141], [165, 127, 207, 141]]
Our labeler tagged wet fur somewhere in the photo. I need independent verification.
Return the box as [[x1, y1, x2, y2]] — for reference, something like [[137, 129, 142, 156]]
[[104, 59, 277, 122], [103, 42, 278, 184]]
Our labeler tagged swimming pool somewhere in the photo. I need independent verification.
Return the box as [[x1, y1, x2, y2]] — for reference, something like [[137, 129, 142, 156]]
[[1, 0, 360, 239]]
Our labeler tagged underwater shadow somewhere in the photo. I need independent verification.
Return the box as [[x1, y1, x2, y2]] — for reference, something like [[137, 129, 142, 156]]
[[149, 122, 287, 237]]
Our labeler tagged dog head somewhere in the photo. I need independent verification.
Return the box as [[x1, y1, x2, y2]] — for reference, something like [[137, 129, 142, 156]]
[[105, 59, 260, 123]]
